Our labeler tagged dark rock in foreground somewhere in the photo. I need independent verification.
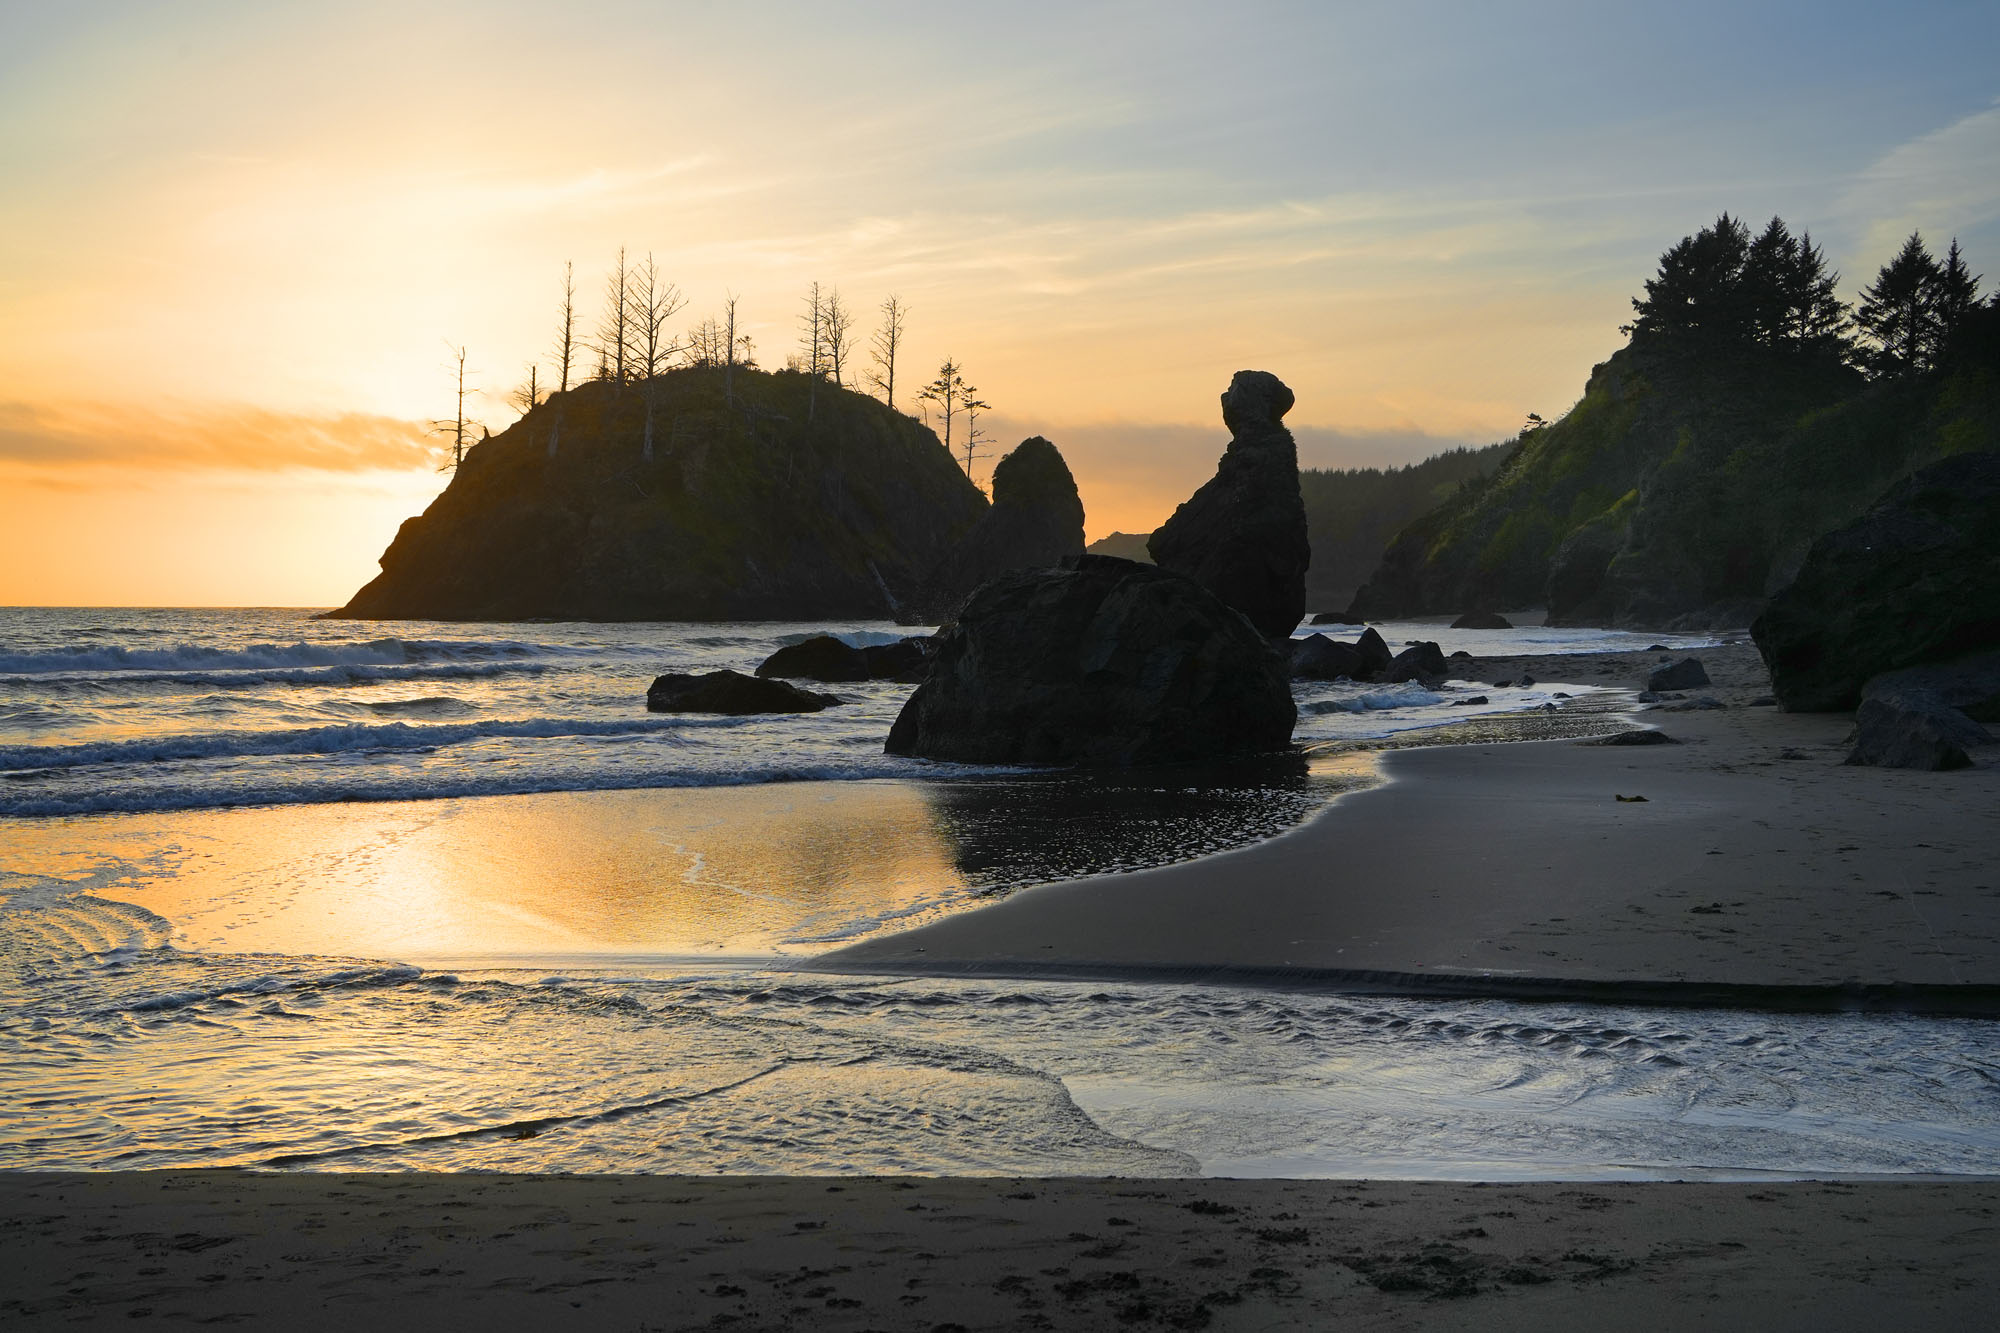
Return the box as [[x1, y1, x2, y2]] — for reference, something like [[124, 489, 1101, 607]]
[[885, 556, 1295, 766], [1291, 633, 1365, 680], [905, 436, 1086, 624], [861, 638, 932, 682], [1149, 371, 1311, 639], [1753, 452, 2000, 712], [1449, 611, 1512, 630], [1355, 627, 1392, 680], [1861, 649, 2000, 724], [1846, 689, 1991, 770], [647, 670, 840, 714], [1384, 641, 1447, 684], [1648, 657, 1710, 692]]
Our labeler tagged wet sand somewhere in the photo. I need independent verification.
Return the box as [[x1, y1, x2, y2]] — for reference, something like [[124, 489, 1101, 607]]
[[5, 1172, 1996, 1331], [816, 643, 2000, 1007]]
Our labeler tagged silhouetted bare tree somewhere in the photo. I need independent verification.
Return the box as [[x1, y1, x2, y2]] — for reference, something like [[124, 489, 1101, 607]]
[[597, 247, 634, 388], [548, 261, 577, 457], [630, 252, 686, 463], [429, 342, 477, 473], [798, 282, 828, 421], [685, 316, 729, 367], [823, 288, 854, 388], [511, 363, 539, 416], [866, 294, 907, 409]]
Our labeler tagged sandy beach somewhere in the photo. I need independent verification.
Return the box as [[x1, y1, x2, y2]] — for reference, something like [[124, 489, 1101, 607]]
[[818, 642, 2000, 1006], [6, 1171, 1999, 1331]]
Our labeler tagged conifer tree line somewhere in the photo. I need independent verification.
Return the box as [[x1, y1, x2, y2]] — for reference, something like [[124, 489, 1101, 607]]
[[452, 251, 988, 481], [1627, 213, 1989, 377]]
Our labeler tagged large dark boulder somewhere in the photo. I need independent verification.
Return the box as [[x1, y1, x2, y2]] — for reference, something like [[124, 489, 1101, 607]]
[[1384, 641, 1447, 683], [756, 635, 872, 682], [1846, 689, 1991, 770], [1292, 633, 1365, 680], [1355, 627, 1392, 680], [647, 670, 840, 714], [1148, 371, 1310, 639], [1753, 452, 2000, 711], [1450, 611, 1513, 630], [1862, 650, 2000, 724], [1311, 610, 1365, 625], [1647, 657, 1711, 692], [861, 637, 932, 681], [905, 436, 1086, 624], [884, 556, 1295, 766]]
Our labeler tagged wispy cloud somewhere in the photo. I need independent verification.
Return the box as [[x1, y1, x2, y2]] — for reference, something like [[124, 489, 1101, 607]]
[[0, 401, 438, 473], [1839, 101, 2000, 255]]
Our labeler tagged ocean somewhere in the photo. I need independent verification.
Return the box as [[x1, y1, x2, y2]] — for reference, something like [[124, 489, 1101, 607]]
[[4, 607, 1997, 1178]]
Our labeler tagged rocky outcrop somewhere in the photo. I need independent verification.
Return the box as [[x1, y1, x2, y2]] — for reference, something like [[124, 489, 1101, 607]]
[[1862, 650, 2000, 724], [756, 634, 932, 683], [331, 368, 988, 622], [1384, 641, 1447, 684], [1647, 658, 1711, 692], [1148, 371, 1310, 639], [1355, 627, 1392, 679], [884, 556, 1295, 766], [905, 437, 1085, 624], [1752, 452, 2000, 711], [1291, 634, 1365, 680], [1450, 611, 1512, 630], [1846, 689, 1991, 770], [646, 670, 840, 714], [1310, 611, 1365, 625], [756, 635, 872, 682]]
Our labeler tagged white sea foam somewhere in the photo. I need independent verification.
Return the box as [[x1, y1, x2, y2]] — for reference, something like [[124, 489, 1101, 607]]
[[0, 636, 601, 676], [0, 714, 745, 772]]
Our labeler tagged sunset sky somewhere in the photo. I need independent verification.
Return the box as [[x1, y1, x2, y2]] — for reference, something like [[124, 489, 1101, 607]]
[[4, 1, 1997, 606]]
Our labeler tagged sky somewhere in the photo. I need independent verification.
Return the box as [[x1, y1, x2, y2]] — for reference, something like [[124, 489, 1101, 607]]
[[3, 0, 1997, 605]]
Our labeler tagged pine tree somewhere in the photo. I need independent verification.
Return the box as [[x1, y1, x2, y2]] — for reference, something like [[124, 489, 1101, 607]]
[[1741, 216, 1796, 346], [1857, 232, 1944, 376], [1629, 213, 1753, 348], [1937, 238, 1984, 353], [1784, 230, 1852, 360]]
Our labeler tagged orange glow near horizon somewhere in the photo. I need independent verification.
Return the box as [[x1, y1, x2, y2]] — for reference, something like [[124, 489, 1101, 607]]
[[4, 5, 1993, 606]]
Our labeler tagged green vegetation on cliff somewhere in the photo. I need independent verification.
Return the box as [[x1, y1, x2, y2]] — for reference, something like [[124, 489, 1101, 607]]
[[1298, 444, 1509, 612], [334, 366, 988, 621], [1350, 218, 1999, 628]]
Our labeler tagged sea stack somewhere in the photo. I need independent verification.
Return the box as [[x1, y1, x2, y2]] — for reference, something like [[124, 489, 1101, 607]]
[[1752, 451, 2000, 712], [1148, 370, 1310, 639], [885, 556, 1295, 766], [905, 436, 1086, 624]]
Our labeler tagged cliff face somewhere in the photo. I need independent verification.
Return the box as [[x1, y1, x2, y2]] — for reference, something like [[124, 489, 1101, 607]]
[[904, 436, 1086, 624], [1348, 325, 1998, 628], [332, 368, 989, 621]]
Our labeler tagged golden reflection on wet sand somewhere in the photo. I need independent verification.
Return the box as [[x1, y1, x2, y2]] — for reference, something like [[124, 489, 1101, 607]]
[[4, 782, 967, 964]]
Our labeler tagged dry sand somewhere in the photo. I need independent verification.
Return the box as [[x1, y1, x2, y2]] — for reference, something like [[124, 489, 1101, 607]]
[[6, 1172, 1998, 1331], [817, 642, 2000, 1006]]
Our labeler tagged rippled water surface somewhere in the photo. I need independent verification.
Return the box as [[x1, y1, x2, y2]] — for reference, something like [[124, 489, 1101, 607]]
[[10, 607, 1980, 1181], [4, 881, 1997, 1178]]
